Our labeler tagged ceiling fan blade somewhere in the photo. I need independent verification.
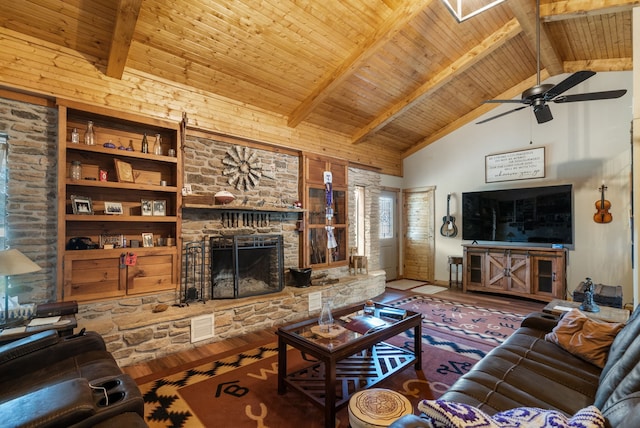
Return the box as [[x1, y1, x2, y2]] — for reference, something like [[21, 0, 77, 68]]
[[534, 103, 553, 123], [483, 99, 527, 104], [552, 89, 627, 103], [476, 106, 527, 124], [543, 70, 596, 100]]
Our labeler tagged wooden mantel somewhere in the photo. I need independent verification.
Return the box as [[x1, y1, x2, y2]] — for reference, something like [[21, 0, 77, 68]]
[[182, 195, 305, 213]]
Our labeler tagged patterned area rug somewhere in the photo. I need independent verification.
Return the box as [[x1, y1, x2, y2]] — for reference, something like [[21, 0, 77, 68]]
[[386, 279, 428, 290], [139, 297, 525, 427], [391, 295, 525, 347]]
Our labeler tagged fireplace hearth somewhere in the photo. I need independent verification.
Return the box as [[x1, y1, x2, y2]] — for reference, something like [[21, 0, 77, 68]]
[[210, 235, 284, 299]]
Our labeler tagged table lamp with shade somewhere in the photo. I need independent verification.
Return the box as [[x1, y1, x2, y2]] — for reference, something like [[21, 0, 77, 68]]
[[0, 249, 41, 327]]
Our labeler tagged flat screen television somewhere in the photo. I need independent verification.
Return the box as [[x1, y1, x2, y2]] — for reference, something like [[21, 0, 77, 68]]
[[462, 184, 573, 245]]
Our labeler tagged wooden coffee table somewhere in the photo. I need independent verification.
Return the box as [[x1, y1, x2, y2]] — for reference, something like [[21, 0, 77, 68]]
[[276, 302, 421, 428], [543, 299, 629, 323]]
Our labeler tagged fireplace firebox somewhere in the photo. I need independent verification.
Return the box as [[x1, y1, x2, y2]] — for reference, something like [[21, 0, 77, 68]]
[[210, 235, 284, 299]]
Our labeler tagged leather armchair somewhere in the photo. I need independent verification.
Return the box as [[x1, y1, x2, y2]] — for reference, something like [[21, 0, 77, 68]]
[[0, 330, 146, 427]]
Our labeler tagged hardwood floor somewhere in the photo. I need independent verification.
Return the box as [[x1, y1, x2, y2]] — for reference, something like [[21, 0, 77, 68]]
[[122, 286, 545, 381]]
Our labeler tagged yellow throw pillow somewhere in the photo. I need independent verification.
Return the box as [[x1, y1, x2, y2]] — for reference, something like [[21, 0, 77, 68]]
[[545, 308, 624, 368]]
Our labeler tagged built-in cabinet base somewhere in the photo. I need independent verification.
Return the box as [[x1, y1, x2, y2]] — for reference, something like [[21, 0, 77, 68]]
[[463, 244, 566, 302]]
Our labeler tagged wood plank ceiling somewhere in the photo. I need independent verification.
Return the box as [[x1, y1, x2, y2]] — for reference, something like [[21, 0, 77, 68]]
[[0, 0, 634, 159]]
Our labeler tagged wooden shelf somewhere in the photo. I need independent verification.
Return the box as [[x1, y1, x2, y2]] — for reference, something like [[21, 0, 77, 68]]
[[66, 179, 178, 193], [183, 195, 304, 213], [57, 101, 183, 302], [66, 214, 178, 222], [66, 143, 178, 164]]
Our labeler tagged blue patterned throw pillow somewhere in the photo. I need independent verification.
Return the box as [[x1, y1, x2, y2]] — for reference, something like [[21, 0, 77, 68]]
[[417, 400, 605, 428]]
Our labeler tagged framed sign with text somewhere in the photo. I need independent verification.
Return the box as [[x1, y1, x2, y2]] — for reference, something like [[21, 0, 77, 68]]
[[485, 146, 545, 183]]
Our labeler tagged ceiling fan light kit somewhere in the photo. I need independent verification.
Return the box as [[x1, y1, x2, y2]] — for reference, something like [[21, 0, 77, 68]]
[[478, 0, 626, 125]]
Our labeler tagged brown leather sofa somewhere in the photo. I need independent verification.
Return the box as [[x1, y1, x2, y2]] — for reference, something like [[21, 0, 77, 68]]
[[391, 309, 640, 428], [0, 329, 147, 427]]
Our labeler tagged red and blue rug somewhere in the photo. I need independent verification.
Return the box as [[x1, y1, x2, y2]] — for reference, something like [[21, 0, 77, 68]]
[[139, 296, 525, 427]]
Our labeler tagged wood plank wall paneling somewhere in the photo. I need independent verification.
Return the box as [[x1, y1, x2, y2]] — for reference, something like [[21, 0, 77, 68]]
[[0, 27, 403, 176]]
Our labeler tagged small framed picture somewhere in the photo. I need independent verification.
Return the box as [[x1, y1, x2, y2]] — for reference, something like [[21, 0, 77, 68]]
[[100, 234, 124, 249], [71, 195, 93, 215], [141, 199, 153, 216], [104, 201, 123, 215], [114, 159, 135, 183], [153, 200, 166, 216], [142, 233, 154, 248]]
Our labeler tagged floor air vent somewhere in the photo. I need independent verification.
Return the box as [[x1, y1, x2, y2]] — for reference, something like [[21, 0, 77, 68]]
[[191, 314, 214, 343]]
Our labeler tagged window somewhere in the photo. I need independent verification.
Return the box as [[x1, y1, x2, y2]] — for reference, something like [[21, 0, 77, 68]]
[[354, 185, 365, 254], [0, 133, 6, 250], [379, 195, 393, 239]]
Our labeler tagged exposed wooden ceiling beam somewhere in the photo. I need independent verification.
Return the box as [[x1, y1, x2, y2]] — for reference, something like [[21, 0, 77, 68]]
[[403, 72, 548, 158], [351, 18, 522, 145], [286, 0, 434, 128], [106, 0, 143, 79], [564, 58, 632, 72], [510, 0, 564, 77], [542, 0, 640, 21]]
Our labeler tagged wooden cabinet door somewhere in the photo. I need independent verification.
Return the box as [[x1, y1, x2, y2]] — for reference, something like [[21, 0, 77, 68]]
[[127, 252, 177, 295], [63, 253, 126, 301], [507, 253, 530, 294], [464, 250, 485, 290], [485, 252, 508, 290], [486, 251, 530, 293], [532, 255, 564, 299]]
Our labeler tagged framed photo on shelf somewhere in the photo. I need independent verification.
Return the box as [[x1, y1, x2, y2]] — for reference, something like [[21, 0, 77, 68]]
[[141, 199, 153, 216], [153, 200, 166, 216], [104, 201, 123, 215], [114, 159, 135, 183], [100, 234, 124, 249], [71, 195, 93, 215], [142, 233, 154, 248]]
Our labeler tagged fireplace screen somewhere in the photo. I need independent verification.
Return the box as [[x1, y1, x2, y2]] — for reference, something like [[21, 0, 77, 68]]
[[210, 235, 284, 299]]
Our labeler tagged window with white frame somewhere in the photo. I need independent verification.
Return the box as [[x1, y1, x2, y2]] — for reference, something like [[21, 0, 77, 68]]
[[379, 195, 393, 239], [354, 185, 365, 254]]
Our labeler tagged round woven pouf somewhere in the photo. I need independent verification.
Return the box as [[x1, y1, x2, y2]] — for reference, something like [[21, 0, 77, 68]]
[[348, 388, 413, 428]]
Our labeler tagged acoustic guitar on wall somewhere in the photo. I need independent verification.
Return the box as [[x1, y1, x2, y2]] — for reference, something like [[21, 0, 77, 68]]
[[440, 193, 458, 237]]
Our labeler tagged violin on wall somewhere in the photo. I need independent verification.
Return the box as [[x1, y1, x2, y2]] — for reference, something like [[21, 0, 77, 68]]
[[594, 184, 612, 224]]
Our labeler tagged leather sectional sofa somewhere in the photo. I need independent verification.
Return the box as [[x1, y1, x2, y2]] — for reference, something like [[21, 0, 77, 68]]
[[0, 329, 147, 427], [391, 309, 640, 427]]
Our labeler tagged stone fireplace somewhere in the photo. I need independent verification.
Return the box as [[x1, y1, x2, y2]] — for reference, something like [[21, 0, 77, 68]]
[[210, 234, 284, 298]]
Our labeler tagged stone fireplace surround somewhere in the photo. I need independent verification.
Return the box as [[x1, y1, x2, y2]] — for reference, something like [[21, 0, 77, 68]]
[[72, 135, 384, 367], [77, 271, 386, 367]]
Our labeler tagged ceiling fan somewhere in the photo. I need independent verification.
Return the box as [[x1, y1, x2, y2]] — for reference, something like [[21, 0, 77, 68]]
[[477, 0, 627, 125]]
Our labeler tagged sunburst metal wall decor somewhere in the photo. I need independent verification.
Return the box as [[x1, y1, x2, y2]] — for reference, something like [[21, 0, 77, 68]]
[[222, 145, 263, 191]]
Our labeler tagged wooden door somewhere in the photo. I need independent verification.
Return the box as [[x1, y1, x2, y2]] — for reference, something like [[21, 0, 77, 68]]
[[380, 189, 399, 281], [402, 187, 435, 281]]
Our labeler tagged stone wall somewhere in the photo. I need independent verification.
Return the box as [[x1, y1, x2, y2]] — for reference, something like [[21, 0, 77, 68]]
[[78, 271, 386, 367], [181, 134, 303, 297], [349, 167, 381, 271], [1, 96, 389, 367], [0, 98, 57, 302]]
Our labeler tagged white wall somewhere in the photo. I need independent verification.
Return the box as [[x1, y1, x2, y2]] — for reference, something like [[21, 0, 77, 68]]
[[403, 71, 634, 305]]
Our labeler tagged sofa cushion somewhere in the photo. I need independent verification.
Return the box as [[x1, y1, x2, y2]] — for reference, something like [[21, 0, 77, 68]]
[[417, 400, 605, 428], [440, 324, 600, 415], [545, 309, 623, 368], [594, 306, 640, 426]]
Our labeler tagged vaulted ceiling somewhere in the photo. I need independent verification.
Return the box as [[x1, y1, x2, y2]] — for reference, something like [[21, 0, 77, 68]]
[[0, 0, 634, 158]]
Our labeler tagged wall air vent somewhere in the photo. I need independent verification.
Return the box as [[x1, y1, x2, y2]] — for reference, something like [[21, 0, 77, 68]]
[[191, 314, 214, 343]]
